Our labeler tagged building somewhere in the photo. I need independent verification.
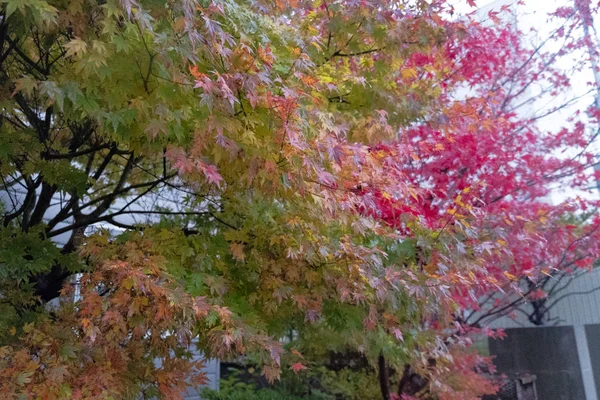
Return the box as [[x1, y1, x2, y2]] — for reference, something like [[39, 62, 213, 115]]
[[471, 267, 600, 400]]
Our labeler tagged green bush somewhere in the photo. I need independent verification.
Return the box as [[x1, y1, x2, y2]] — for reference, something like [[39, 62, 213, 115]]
[[201, 365, 384, 400], [303, 366, 382, 400], [201, 382, 329, 400]]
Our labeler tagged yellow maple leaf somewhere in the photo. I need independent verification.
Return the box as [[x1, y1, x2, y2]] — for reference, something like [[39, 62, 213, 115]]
[[230, 242, 245, 262], [504, 271, 517, 281], [401, 68, 418, 80]]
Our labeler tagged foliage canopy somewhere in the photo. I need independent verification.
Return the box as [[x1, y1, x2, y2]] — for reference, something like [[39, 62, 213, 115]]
[[1, 0, 600, 399]]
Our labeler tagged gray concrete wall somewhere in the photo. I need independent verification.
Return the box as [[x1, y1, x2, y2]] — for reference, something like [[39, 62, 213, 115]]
[[585, 324, 600, 398], [488, 326, 586, 400]]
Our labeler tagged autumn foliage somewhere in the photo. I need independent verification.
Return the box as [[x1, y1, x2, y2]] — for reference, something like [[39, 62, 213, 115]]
[[1, 233, 287, 399], [1, 0, 600, 399]]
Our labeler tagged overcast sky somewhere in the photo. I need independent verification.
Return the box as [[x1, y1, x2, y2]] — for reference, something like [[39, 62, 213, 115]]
[[450, 0, 600, 203]]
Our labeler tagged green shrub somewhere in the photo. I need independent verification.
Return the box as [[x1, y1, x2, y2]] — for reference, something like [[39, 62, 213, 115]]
[[201, 365, 384, 400], [201, 383, 329, 400]]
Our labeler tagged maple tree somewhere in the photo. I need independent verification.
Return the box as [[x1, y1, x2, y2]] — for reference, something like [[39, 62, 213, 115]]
[[1, 0, 600, 399], [458, 0, 600, 330]]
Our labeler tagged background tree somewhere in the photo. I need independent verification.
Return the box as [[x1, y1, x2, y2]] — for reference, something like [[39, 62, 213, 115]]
[[459, 0, 600, 330], [351, 1, 600, 396]]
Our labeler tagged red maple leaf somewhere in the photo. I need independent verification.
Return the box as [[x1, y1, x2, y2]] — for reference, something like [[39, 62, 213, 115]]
[[290, 363, 307, 373]]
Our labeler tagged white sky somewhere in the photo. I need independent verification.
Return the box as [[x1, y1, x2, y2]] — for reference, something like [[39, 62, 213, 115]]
[[450, 0, 600, 204]]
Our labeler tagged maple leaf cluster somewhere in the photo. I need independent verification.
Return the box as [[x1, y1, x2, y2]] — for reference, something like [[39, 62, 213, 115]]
[[0, 233, 285, 399], [1, 0, 600, 399]]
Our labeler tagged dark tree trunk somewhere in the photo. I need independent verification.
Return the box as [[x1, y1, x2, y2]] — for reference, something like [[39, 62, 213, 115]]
[[31, 264, 72, 302], [397, 364, 411, 396], [398, 363, 428, 398], [378, 353, 390, 400], [30, 227, 86, 303], [528, 298, 547, 326]]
